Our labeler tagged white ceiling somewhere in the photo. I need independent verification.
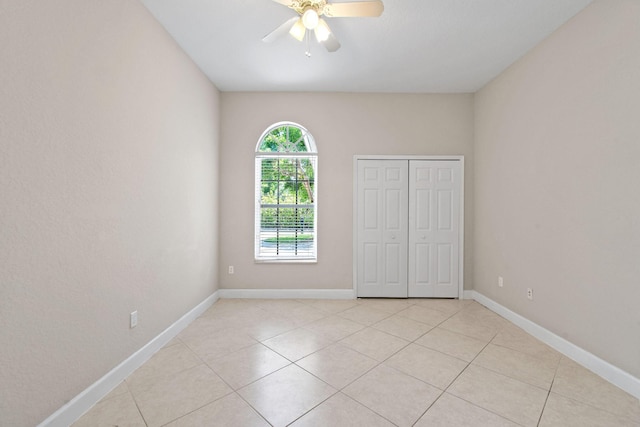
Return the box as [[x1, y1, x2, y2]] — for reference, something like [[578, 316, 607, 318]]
[[140, 0, 593, 93]]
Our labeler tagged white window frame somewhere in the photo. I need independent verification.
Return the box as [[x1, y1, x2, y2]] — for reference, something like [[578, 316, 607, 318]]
[[255, 122, 318, 263]]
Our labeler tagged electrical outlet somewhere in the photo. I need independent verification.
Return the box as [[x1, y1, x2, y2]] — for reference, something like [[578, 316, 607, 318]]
[[130, 311, 138, 328], [527, 288, 533, 300], [498, 276, 504, 288], [228, 265, 234, 274]]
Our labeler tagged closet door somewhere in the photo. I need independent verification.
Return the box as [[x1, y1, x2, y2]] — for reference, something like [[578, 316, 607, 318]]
[[408, 161, 461, 297], [356, 160, 408, 298]]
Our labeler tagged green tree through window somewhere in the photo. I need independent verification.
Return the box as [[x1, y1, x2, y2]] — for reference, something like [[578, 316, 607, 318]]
[[255, 123, 317, 261]]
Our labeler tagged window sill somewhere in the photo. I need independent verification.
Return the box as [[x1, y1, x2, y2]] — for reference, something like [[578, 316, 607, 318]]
[[254, 258, 317, 264]]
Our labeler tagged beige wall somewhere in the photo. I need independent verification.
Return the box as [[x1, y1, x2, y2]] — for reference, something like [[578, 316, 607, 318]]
[[0, 1, 220, 425], [474, 0, 640, 378], [220, 93, 474, 291]]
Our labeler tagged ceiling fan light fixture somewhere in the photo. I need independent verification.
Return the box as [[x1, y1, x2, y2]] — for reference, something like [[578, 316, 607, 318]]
[[265, 0, 384, 53], [302, 8, 319, 30], [289, 18, 306, 41], [314, 18, 331, 42]]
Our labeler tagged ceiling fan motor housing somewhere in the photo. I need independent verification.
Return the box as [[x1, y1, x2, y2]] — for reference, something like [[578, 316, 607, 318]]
[[290, 0, 329, 17]]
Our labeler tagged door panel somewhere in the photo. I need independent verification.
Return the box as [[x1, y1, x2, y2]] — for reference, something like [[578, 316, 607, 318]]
[[385, 189, 401, 230], [363, 243, 378, 283], [437, 190, 453, 230], [357, 160, 408, 298], [385, 243, 401, 283], [415, 243, 430, 283], [437, 243, 452, 284], [363, 189, 378, 229], [415, 189, 431, 230], [408, 161, 460, 298]]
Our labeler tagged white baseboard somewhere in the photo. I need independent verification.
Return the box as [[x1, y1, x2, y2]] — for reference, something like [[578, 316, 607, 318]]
[[467, 290, 640, 400], [218, 288, 356, 300], [39, 291, 220, 427]]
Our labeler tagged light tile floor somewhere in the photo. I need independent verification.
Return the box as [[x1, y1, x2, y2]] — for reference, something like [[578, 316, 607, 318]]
[[74, 298, 640, 427]]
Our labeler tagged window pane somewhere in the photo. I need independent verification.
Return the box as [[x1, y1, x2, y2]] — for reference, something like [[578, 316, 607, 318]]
[[258, 125, 310, 153], [258, 207, 315, 258], [261, 158, 315, 205]]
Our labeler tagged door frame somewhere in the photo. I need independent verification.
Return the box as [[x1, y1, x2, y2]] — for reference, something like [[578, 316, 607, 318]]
[[353, 155, 465, 299]]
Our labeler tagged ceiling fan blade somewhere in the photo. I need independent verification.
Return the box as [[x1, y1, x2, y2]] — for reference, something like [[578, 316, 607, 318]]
[[324, 0, 384, 17], [271, 0, 294, 5], [262, 16, 299, 43]]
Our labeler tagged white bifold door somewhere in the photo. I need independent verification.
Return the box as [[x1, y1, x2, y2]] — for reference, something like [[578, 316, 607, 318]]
[[356, 159, 462, 298]]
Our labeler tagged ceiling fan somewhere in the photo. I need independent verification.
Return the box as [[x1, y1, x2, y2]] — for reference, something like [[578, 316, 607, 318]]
[[263, 0, 384, 53]]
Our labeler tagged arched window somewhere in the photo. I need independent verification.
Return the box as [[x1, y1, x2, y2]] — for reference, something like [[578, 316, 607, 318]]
[[255, 122, 317, 261]]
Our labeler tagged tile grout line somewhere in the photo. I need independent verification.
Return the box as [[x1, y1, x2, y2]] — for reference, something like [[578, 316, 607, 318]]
[[115, 371, 153, 427], [536, 377, 557, 426], [126, 340, 221, 427], [154, 353, 238, 425], [408, 327, 497, 426], [143, 310, 263, 426], [547, 363, 640, 425], [534, 345, 563, 426], [156, 390, 237, 427], [380, 302, 479, 426], [233, 390, 275, 427], [282, 390, 339, 426], [249, 299, 334, 426], [286, 305, 432, 425], [127, 388, 150, 427], [433, 327, 534, 426], [207, 300, 309, 427], [255, 320, 395, 426], [371, 302, 468, 426]]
